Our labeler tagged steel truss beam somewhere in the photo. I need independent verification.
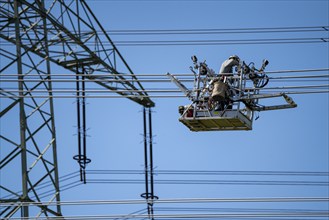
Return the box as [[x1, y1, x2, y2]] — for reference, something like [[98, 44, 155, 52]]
[[0, 0, 153, 219], [0, 0, 154, 107], [1, 1, 62, 218]]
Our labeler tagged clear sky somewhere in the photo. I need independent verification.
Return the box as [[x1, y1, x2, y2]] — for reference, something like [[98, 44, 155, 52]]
[[1, 0, 329, 219]]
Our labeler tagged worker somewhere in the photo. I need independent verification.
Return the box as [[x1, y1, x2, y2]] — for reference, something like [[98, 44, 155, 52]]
[[209, 55, 240, 111], [219, 55, 240, 76], [208, 78, 230, 111], [178, 105, 194, 117]]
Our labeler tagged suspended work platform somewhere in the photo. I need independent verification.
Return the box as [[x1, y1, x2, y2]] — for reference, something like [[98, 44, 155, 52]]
[[168, 55, 297, 132], [179, 109, 252, 131]]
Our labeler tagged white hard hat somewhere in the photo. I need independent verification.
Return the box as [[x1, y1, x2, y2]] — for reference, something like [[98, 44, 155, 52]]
[[229, 55, 240, 61]]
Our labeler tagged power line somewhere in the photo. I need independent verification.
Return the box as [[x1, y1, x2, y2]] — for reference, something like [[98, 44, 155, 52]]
[[1, 91, 328, 99], [2, 197, 328, 207], [3, 38, 329, 44], [2, 25, 327, 35], [6, 212, 329, 220], [83, 169, 329, 186], [112, 37, 329, 46], [15, 25, 327, 35], [0, 71, 327, 87], [86, 169, 329, 176], [155, 206, 328, 213], [1, 68, 327, 77], [1, 84, 328, 93], [103, 25, 329, 35], [0, 171, 80, 201], [2, 38, 326, 47], [86, 179, 329, 186]]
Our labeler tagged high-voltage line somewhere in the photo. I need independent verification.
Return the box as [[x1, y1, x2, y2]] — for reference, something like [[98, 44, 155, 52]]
[[5, 212, 329, 219], [1, 67, 327, 77], [2, 197, 328, 220], [85, 179, 329, 186], [98, 25, 329, 35], [92, 37, 329, 47], [3, 168, 328, 207], [86, 169, 329, 176], [1, 69, 328, 98], [1, 85, 328, 92], [2, 37, 328, 46], [3, 197, 328, 206]]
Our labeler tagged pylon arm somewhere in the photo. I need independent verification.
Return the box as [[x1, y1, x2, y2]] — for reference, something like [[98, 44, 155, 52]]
[[241, 93, 297, 111], [0, 0, 154, 107], [167, 73, 193, 100]]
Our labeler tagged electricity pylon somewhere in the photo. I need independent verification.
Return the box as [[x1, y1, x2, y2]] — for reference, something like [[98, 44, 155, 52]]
[[0, 0, 154, 218]]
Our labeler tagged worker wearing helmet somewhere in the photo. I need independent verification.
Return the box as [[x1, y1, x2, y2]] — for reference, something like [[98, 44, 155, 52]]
[[210, 55, 240, 111], [219, 55, 240, 85], [219, 55, 240, 75]]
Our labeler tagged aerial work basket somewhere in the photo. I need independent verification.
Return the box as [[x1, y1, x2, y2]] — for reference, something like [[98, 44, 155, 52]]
[[179, 106, 252, 132], [168, 55, 297, 132]]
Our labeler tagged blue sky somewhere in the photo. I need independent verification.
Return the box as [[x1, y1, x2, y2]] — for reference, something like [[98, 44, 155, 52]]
[[1, 0, 329, 219], [58, 0, 329, 217]]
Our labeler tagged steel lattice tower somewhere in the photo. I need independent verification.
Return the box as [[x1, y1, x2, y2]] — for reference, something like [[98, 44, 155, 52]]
[[0, 0, 154, 218]]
